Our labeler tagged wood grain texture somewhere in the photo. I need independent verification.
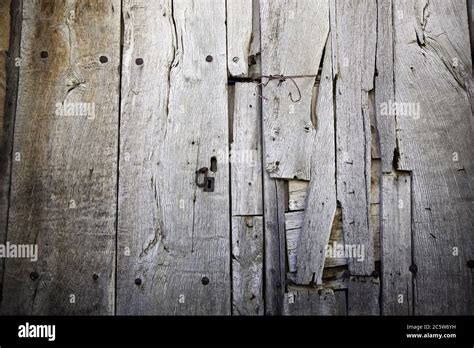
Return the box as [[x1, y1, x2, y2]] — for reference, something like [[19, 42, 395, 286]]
[[232, 216, 263, 315], [295, 40, 336, 285], [117, 0, 230, 315], [393, 0, 474, 315], [347, 276, 380, 315], [1, 0, 120, 315], [288, 180, 307, 211], [381, 173, 413, 315], [231, 82, 262, 216], [333, 0, 377, 276], [227, 0, 260, 78], [283, 288, 338, 315], [260, 0, 329, 180]]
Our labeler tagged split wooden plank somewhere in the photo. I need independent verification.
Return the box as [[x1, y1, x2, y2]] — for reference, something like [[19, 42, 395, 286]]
[[333, 0, 377, 276], [288, 180, 308, 211], [231, 82, 262, 216], [375, 0, 397, 173], [1, 0, 121, 315], [393, 0, 474, 315], [260, 0, 329, 180], [117, 0, 230, 315], [381, 173, 413, 315], [295, 39, 336, 285], [232, 216, 263, 315], [226, 0, 260, 78], [347, 276, 380, 315]]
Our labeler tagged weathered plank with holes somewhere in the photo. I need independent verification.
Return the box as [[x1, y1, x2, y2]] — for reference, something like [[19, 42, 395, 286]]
[[393, 0, 474, 315], [118, 0, 230, 315], [1, 0, 120, 315], [381, 173, 412, 315], [334, 0, 377, 276], [232, 216, 263, 315], [231, 82, 262, 216], [295, 40, 336, 285], [260, 0, 329, 180], [226, 0, 260, 78]]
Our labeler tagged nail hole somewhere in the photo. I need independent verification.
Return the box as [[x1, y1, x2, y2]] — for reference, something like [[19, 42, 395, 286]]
[[135, 58, 144, 66], [30, 272, 39, 281], [205, 55, 213, 62], [40, 51, 48, 59], [99, 56, 109, 64], [210, 156, 217, 173], [201, 276, 209, 285], [232, 57, 239, 63], [135, 278, 142, 285], [93, 274, 99, 281]]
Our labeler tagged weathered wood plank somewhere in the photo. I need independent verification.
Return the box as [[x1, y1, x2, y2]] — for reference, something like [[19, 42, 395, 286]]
[[226, 0, 260, 78], [334, 0, 377, 276], [1, 0, 120, 315], [347, 276, 380, 315], [288, 180, 307, 211], [118, 0, 230, 315], [231, 82, 262, 216], [381, 173, 412, 315], [295, 40, 336, 285], [393, 0, 474, 315], [375, 0, 397, 173], [260, 0, 329, 180], [232, 216, 263, 315], [283, 288, 337, 316]]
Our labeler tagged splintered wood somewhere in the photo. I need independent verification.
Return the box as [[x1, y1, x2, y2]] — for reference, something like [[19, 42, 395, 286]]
[[0, 0, 472, 316]]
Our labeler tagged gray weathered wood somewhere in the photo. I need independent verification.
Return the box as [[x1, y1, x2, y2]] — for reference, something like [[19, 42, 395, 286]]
[[227, 0, 260, 78], [288, 180, 307, 211], [117, 0, 231, 315], [295, 40, 336, 285], [260, 0, 329, 180], [381, 172, 413, 315], [1, 0, 120, 315], [393, 0, 474, 315], [231, 82, 263, 216], [283, 288, 337, 316], [334, 0, 376, 276], [347, 276, 380, 315], [232, 216, 263, 315]]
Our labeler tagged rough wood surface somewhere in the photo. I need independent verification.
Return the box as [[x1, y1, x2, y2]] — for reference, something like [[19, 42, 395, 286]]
[[393, 0, 474, 315], [1, 0, 120, 315], [288, 180, 307, 211], [381, 173, 412, 315], [232, 216, 263, 315], [334, 0, 376, 276], [117, 0, 230, 315], [295, 40, 336, 285], [231, 82, 262, 216], [347, 276, 380, 315], [260, 0, 329, 180], [226, 0, 260, 78], [283, 288, 338, 316]]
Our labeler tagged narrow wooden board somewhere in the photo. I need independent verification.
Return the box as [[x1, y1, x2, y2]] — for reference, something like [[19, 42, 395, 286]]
[[347, 276, 380, 315], [288, 180, 308, 211], [117, 0, 231, 315], [260, 0, 329, 180], [381, 173, 413, 315], [232, 216, 263, 315], [226, 0, 260, 78], [231, 82, 263, 216], [334, 0, 377, 276], [1, 0, 120, 315], [295, 40, 336, 285], [393, 0, 474, 315]]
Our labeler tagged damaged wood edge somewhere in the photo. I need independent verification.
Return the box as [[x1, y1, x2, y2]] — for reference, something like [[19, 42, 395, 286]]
[[0, 0, 22, 307]]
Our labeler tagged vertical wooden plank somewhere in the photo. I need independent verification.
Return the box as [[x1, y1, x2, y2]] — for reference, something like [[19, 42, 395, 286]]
[[260, 0, 329, 180], [333, 0, 377, 276], [1, 0, 120, 315], [232, 216, 263, 315], [381, 173, 412, 315], [375, 0, 397, 174], [347, 277, 380, 315], [295, 40, 336, 285], [118, 0, 230, 315], [393, 0, 474, 315], [231, 82, 262, 216], [227, 0, 260, 78]]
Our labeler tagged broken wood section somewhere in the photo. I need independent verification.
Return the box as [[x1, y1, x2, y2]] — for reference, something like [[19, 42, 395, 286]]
[[2, 0, 121, 315]]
